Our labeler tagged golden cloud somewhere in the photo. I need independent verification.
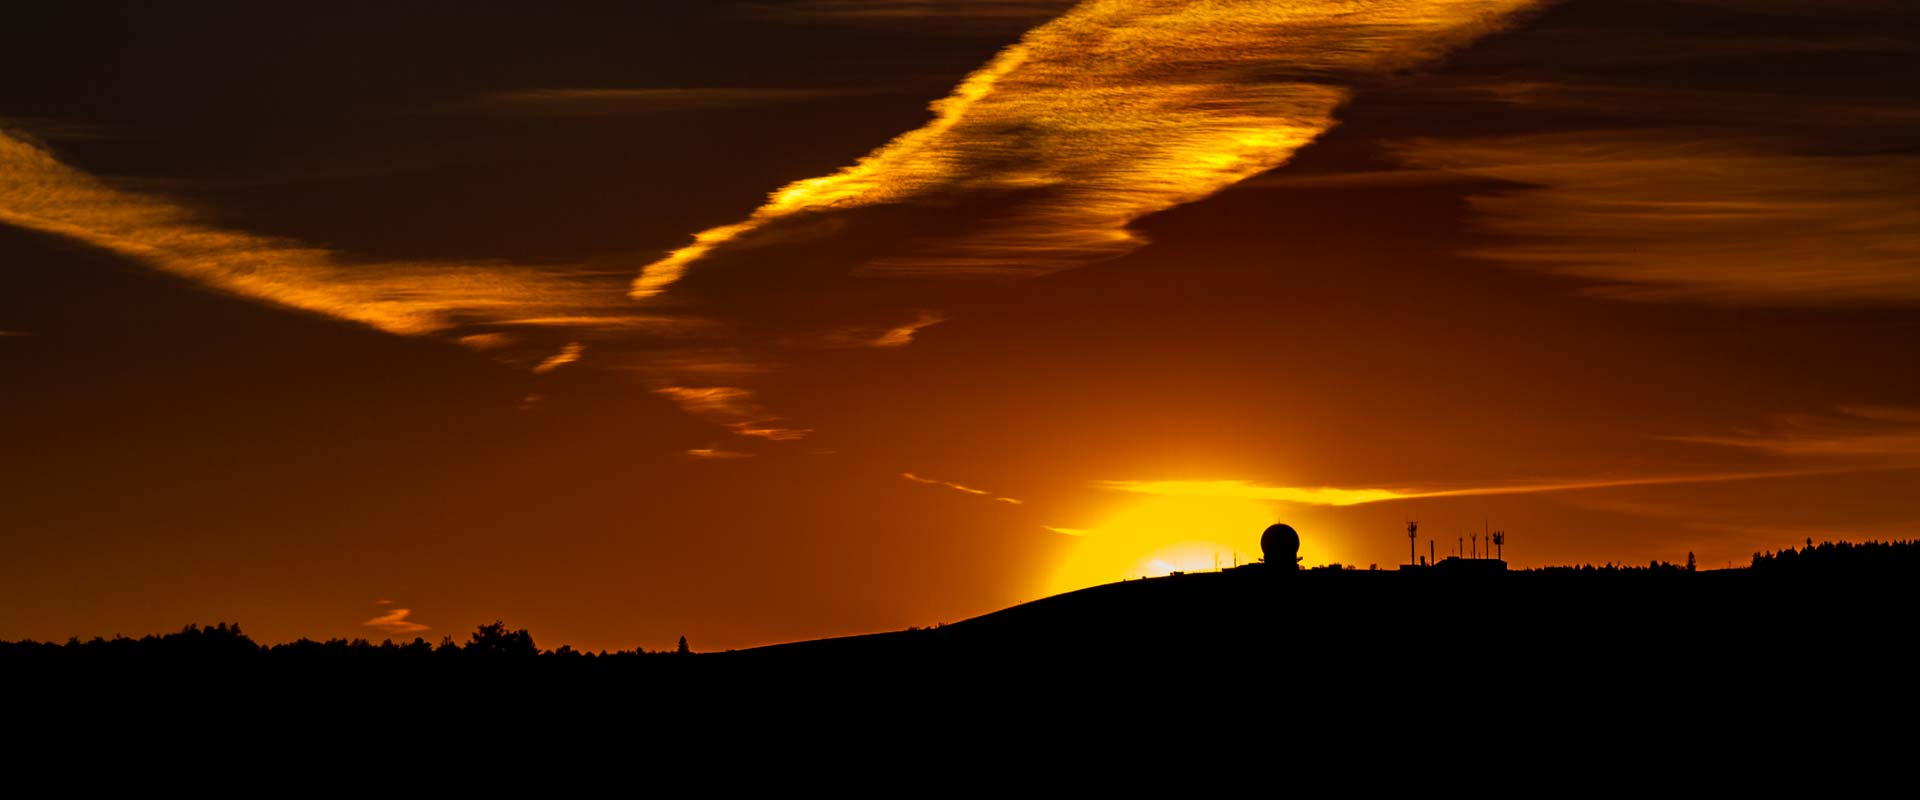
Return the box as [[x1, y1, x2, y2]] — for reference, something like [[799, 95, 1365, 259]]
[[363, 608, 430, 635], [635, 0, 1541, 297]]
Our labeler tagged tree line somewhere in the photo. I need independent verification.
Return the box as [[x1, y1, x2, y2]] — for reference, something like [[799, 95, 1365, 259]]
[[0, 619, 696, 663]]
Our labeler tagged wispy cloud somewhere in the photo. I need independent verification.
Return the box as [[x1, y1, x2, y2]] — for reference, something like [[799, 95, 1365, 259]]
[[531, 342, 586, 374], [903, 472, 1022, 505], [1667, 406, 1920, 460], [741, 1, 1076, 30], [363, 608, 429, 635], [1096, 470, 1881, 506], [825, 310, 946, 348], [686, 447, 753, 460], [1096, 481, 1407, 506], [1397, 131, 1920, 306], [656, 386, 811, 440], [450, 87, 866, 116], [0, 130, 666, 352], [634, 0, 1541, 297]]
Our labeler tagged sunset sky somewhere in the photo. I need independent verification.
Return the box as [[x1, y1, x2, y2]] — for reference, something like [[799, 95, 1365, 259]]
[[4, 0, 1916, 651]]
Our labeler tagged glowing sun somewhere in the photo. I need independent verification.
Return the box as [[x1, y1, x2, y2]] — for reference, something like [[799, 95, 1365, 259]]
[[1045, 496, 1304, 596]]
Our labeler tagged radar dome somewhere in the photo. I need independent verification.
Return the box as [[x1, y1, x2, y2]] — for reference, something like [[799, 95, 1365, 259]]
[[1261, 523, 1300, 566]]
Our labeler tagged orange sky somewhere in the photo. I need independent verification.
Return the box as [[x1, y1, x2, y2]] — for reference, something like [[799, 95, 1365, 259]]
[[2, 0, 1917, 651]]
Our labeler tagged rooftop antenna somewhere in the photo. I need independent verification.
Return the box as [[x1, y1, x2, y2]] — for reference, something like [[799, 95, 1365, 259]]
[[1407, 521, 1419, 567], [1493, 530, 1506, 561]]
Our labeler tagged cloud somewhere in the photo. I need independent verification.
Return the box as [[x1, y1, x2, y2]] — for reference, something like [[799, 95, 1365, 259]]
[[1666, 406, 1920, 461], [901, 472, 988, 495], [740, 1, 1077, 30], [363, 608, 429, 635], [1465, 83, 1920, 130], [824, 310, 946, 348], [1396, 131, 1920, 306], [0, 130, 675, 360], [456, 333, 515, 351], [1095, 470, 1884, 506], [1377, 0, 1920, 309], [531, 342, 586, 374], [686, 447, 753, 460], [902, 472, 1022, 505], [1044, 525, 1090, 536], [634, 0, 1542, 297], [0, 330, 27, 337], [450, 87, 867, 116], [1096, 480, 1409, 506], [656, 386, 812, 440], [870, 311, 944, 347]]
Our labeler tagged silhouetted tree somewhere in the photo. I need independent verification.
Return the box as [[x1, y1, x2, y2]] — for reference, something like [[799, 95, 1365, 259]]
[[677, 635, 690, 655], [1687, 552, 1696, 572], [467, 621, 536, 657]]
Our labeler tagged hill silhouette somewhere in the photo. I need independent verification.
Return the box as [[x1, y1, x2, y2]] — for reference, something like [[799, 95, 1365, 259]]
[[7, 540, 1916, 705], [730, 540, 1916, 671]]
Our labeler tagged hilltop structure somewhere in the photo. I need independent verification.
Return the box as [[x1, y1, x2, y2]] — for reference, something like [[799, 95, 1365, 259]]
[[1261, 523, 1300, 569]]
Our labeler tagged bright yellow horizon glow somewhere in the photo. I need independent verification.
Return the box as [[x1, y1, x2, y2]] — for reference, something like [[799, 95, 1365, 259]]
[[1043, 495, 1342, 597]]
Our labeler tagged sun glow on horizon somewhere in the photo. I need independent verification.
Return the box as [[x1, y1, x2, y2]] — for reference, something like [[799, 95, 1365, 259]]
[[1043, 495, 1345, 597]]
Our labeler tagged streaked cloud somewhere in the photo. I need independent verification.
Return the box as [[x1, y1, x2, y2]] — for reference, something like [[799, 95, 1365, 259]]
[[902, 472, 1022, 505], [1468, 83, 1920, 130], [1096, 480, 1407, 506], [1044, 525, 1091, 536], [1096, 469, 1886, 506], [825, 310, 945, 348], [531, 342, 586, 374], [686, 447, 753, 460], [741, 1, 1076, 30], [451, 87, 866, 116], [456, 333, 515, 352], [363, 608, 430, 635], [656, 386, 811, 440], [634, 349, 773, 377], [0, 330, 28, 337], [901, 472, 989, 495], [1397, 131, 1920, 305], [1667, 406, 1920, 460], [0, 130, 664, 355], [635, 0, 1541, 297], [871, 311, 944, 347]]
